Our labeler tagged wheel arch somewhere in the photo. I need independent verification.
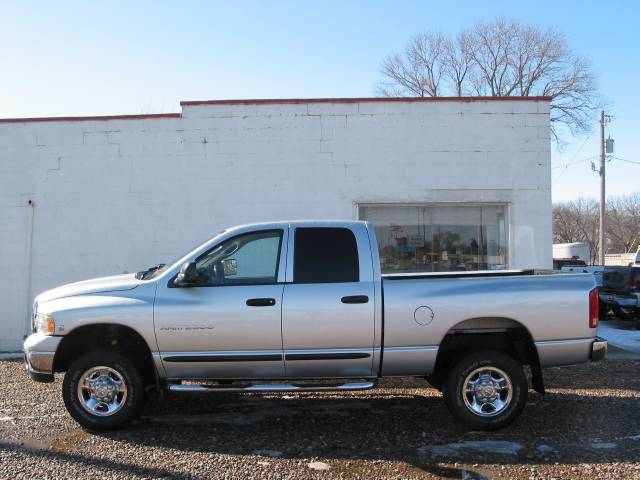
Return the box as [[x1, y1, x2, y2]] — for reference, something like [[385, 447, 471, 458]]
[[431, 316, 544, 393], [53, 323, 157, 387]]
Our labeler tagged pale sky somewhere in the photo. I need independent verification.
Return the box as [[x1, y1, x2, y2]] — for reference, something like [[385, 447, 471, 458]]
[[2, 0, 638, 202]]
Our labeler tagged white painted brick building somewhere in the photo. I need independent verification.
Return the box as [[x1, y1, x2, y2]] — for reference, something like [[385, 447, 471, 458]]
[[0, 97, 552, 351]]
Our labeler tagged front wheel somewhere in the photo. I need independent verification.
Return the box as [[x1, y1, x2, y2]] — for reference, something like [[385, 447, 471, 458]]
[[443, 351, 528, 431], [62, 349, 144, 430]]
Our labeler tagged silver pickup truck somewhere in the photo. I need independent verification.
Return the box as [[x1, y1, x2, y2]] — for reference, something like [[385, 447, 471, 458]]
[[24, 220, 606, 431]]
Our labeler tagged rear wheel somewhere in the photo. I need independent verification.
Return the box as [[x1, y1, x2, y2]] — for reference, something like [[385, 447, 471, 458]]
[[443, 350, 527, 430], [62, 349, 144, 430]]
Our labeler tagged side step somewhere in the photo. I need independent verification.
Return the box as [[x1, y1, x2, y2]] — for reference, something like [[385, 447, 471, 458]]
[[168, 381, 377, 393]]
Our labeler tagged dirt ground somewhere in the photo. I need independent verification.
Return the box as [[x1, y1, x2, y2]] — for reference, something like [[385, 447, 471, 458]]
[[1, 355, 639, 479]]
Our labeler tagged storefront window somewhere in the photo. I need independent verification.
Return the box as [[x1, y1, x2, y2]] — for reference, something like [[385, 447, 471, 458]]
[[359, 204, 508, 273]]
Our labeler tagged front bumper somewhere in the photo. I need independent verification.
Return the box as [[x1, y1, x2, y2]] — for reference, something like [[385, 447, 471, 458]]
[[23, 333, 62, 383], [591, 337, 607, 362]]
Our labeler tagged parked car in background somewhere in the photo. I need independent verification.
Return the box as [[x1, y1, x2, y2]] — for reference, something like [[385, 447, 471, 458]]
[[562, 265, 639, 319], [24, 220, 606, 431], [601, 267, 639, 319]]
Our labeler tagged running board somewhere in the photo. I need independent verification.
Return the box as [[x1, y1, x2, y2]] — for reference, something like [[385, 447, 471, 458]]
[[168, 381, 377, 393]]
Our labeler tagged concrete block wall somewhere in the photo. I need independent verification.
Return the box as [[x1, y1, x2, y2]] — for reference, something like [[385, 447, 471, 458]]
[[0, 97, 551, 351]]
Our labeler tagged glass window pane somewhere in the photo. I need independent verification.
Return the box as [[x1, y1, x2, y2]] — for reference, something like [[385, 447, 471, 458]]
[[359, 206, 423, 273], [196, 230, 282, 286], [360, 204, 508, 273], [294, 228, 359, 283]]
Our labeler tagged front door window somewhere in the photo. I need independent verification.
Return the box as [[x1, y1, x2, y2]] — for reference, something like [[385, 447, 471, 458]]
[[195, 230, 283, 286]]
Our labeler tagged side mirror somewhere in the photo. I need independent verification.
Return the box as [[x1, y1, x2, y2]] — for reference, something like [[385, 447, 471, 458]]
[[222, 258, 237, 276], [173, 262, 200, 287]]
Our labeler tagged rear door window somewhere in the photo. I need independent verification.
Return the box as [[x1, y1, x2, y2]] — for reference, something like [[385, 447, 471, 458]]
[[294, 228, 359, 283]]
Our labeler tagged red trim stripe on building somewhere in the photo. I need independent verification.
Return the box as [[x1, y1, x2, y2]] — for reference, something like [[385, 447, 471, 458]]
[[180, 96, 552, 106], [0, 113, 181, 124], [0, 96, 551, 124]]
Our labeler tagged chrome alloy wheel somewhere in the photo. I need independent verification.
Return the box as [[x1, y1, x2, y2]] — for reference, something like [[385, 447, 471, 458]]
[[462, 366, 513, 417], [77, 366, 128, 417]]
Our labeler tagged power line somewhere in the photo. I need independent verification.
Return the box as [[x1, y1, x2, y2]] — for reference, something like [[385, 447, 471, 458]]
[[551, 134, 592, 170], [614, 156, 640, 165], [553, 167, 569, 182], [551, 155, 598, 170]]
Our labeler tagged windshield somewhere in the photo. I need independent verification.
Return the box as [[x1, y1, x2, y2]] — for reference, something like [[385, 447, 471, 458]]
[[136, 229, 229, 280], [137, 258, 175, 280]]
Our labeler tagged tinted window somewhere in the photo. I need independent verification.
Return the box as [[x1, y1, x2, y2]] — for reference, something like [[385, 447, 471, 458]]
[[294, 228, 359, 283], [196, 230, 282, 286]]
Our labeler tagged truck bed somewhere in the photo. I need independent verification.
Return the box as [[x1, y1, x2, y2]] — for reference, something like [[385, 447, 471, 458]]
[[379, 269, 596, 376]]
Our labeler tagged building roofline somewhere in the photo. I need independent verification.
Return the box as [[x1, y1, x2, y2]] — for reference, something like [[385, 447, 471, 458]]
[[180, 96, 552, 106], [0, 113, 181, 124], [0, 96, 551, 124]]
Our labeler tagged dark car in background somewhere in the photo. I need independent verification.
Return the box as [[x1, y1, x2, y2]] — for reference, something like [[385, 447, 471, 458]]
[[601, 266, 639, 319], [562, 265, 639, 319]]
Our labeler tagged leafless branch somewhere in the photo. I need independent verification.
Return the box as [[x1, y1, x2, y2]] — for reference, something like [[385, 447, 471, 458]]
[[377, 17, 600, 141], [553, 193, 640, 263], [553, 198, 600, 263]]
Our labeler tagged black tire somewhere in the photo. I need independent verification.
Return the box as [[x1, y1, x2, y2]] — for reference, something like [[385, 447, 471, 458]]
[[62, 349, 144, 430], [442, 350, 528, 431], [425, 375, 443, 391], [612, 305, 637, 320]]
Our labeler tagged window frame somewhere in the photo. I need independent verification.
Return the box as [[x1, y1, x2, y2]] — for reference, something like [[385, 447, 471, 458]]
[[169, 228, 285, 288], [356, 202, 511, 273]]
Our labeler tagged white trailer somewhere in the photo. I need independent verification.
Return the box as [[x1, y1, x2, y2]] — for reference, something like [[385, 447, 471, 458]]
[[553, 242, 590, 263]]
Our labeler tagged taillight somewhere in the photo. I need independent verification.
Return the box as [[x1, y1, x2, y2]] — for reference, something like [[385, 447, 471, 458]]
[[589, 288, 599, 328], [631, 271, 637, 290]]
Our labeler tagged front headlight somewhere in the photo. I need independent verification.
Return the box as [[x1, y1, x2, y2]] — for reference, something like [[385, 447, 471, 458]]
[[34, 313, 55, 335]]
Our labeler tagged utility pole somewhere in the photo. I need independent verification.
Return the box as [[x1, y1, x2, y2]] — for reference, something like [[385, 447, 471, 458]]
[[598, 110, 606, 265]]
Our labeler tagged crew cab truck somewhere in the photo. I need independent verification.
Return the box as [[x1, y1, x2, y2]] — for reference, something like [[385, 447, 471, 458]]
[[24, 221, 607, 431]]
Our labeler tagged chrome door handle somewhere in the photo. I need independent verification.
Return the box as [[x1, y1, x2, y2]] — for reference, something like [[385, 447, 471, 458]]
[[341, 295, 369, 304], [246, 298, 276, 307]]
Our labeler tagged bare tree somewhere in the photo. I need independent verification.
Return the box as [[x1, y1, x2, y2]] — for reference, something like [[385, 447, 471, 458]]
[[443, 32, 473, 96], [553, 198, 599, 264], [461, 18, 518, 96], [553, 193, 640, 264], [378, 32, 447, 97], [607, 193, 640, 254], [378, 18, 600, 141]]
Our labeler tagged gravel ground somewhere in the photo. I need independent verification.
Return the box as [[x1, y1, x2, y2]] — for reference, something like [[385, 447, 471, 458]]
[[1, 357, 640, 479]]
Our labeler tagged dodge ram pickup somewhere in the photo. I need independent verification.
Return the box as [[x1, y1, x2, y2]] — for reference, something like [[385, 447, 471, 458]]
[[24, 221, 607, 431]]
